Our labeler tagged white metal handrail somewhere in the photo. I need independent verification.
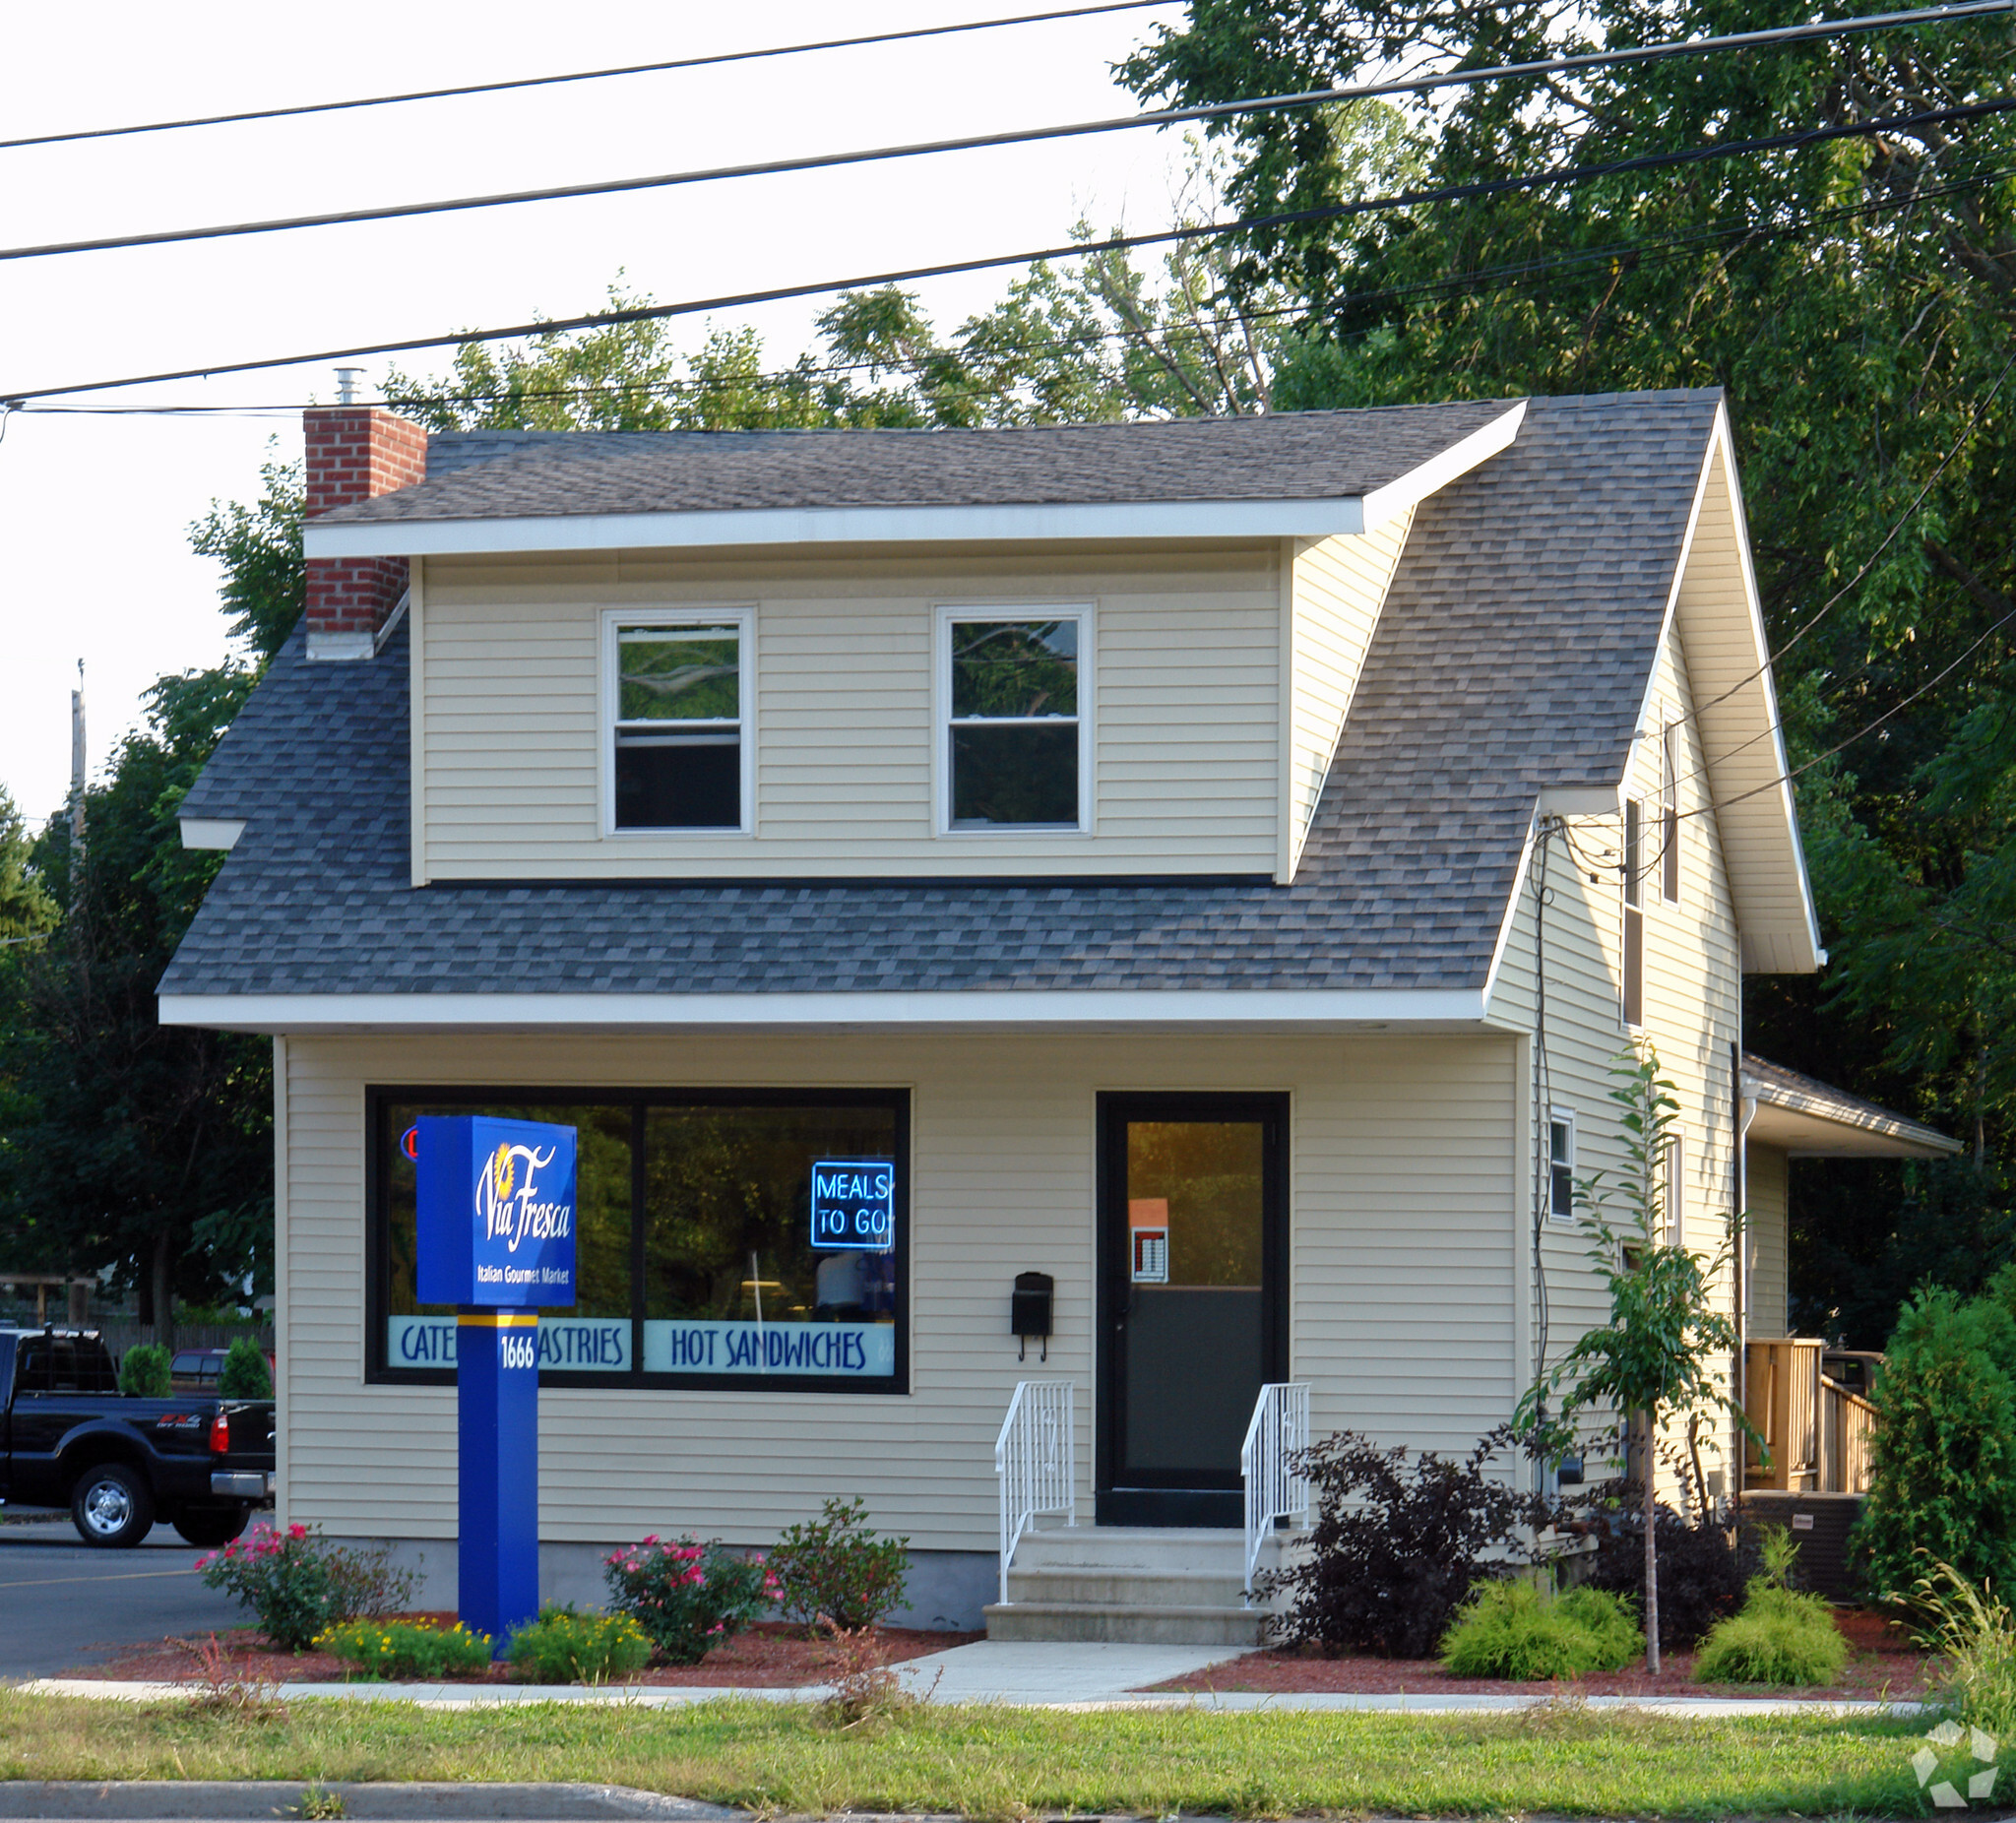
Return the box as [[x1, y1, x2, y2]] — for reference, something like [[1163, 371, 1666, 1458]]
[[1240, 1381, 1311, 1601], [995, 1379, 1075, 1605]]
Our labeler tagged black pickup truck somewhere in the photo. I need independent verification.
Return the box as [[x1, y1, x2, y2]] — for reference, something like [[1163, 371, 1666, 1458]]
[[0, 1328, 277, 1548]]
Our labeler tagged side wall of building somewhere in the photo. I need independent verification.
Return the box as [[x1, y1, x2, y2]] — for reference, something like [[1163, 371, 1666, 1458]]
[[1486, 617, 1746, 1494], [1745, 1142, 1791, 1339], [1285, 513, 1414, 873], [276, 1027, 1525, 1558]]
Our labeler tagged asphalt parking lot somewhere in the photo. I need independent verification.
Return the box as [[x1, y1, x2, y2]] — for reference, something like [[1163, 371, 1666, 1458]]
[[0, 1514, 247, 1679]]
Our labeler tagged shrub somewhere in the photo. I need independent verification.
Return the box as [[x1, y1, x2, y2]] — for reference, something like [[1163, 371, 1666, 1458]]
[[1261, 1426, 1550, 1659], [769, 1496, 910, 1632], [197, 1522, 417, 1651], [1915, 1559, 2016, 1739], [1570, 1488, 1757, 1652], [1693, 1599, 1847, 1686], [1852, 1287, 2016, 1606], [218, 1338, 273, 1400], [603, 1535, 779, 1665], [118, 1344, 170, 1397], [505, 1604, 651, 1684], [314, 1617, 492, 1678], [1440, 1581, 1643, 1679]]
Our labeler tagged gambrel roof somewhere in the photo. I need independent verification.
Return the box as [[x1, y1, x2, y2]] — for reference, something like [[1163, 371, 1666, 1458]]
[[161, 389, 1819, 1028]]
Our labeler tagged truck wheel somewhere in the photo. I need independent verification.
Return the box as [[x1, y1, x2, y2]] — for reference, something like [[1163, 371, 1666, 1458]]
[[172, 1504, 251, 1548], [70, 1463, 155, 1548]]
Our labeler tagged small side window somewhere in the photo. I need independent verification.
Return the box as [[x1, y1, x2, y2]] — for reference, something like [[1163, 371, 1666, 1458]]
[[942, 614, 1085, 830], [1548, 1110, 1576, 1221], [1661, 723, 1680, 904], [610, 618, 746, 832], [1622, 798, 1645, 1028], [1665, 1130, 1686, 1244]]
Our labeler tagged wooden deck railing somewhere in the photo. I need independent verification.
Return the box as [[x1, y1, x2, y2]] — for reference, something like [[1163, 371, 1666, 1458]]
[[1744, 1339, 1876, 1494]]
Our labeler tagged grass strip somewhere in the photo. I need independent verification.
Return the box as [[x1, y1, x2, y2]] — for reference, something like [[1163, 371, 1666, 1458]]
[[0, 1690, 1934, 1818]]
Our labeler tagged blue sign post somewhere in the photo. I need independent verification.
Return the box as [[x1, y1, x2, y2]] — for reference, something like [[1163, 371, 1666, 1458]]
[[415, 1116, 577, 1651]]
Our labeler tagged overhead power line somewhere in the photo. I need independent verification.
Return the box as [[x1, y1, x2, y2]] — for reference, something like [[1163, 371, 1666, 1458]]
[[1, 4, 1178, 155], [10, 95, 2013, 403], [20, 157, 2010, 421], [4, 0, 2006, 265]]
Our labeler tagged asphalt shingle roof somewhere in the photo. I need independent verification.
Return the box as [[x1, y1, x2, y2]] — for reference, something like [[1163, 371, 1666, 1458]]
[[164, 390, 1723, 1003], [317, 400, 1518, 525]]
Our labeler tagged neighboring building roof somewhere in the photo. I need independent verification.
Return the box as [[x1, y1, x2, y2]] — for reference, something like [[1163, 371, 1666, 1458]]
[[1742, 1052, 1960, 1159], [164, 390, 1722, 1022], [315, 400, 1519, 526]]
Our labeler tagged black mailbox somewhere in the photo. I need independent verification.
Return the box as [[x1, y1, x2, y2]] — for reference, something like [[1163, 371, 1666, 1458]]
[[1011, 1271, 1054, 1361]]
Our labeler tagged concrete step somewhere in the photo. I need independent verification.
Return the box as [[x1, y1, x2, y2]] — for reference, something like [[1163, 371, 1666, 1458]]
[[983, 1599, 1270, 1646], [1004, 1566, 1252, 1606], [1011, 1526, 1288, 1573]]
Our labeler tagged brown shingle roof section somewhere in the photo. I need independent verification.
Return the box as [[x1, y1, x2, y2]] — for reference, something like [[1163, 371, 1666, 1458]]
[[317, 400, 1519, 524], [164, 390, 1725, 1003]]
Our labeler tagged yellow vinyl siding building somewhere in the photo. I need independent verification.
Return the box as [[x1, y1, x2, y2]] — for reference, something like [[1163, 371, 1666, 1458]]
[[165, 390, 1884, 1632]]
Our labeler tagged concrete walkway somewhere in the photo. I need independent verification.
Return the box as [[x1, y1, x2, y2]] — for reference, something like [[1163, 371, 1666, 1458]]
[[14, 1636, 1922, 1714]]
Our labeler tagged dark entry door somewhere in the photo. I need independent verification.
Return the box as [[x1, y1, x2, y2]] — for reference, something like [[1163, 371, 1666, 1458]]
[[1097, 1094, 1287, 1527]]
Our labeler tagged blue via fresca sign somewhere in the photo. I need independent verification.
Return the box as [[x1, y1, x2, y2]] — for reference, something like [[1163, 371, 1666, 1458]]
[[809, 1159, 896, 1252], [415, 1115, 579, 1307]]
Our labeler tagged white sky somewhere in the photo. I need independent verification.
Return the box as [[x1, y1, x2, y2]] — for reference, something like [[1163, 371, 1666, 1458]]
[[0, 0, 1191, 822]]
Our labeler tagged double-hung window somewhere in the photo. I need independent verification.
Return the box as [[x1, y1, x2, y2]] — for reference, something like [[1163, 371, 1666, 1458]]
[[1622, 797, 1645, 1027], [941, 611, 1087, 830], [1547, 1108, 1577, 1221], [608, 613, 748, 832]]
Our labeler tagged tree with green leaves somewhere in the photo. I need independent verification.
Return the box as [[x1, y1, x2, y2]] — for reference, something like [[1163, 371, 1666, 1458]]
[[1120, 0, 2016, 1339], [384, 175, 1292, 436], [1850, 1273, 2016, 1606], [1521, 1045, 1747, 1673], [0, 450, 305, 1333]]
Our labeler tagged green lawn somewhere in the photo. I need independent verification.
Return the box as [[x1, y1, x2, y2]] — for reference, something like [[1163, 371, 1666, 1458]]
[[0, 1690, 1940, 1817]]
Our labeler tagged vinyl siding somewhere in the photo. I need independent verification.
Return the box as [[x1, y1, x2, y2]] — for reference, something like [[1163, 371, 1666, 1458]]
[[1746, 1142, 1791, 1337], [1286, 515, 1413, 873], [278, 1027, 1520, 1549], [1671, 438, 1816, 972], [1487, 618, 1746, 1496], [416, 543, 1284, 881]]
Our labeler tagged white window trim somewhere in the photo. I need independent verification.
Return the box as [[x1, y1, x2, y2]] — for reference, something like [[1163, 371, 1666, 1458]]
[[599, 605, 756, 839], [1547, 1106, 1577, 1223], [1665, 1129, 1686, 1245], [932, 601, 1094, 838]]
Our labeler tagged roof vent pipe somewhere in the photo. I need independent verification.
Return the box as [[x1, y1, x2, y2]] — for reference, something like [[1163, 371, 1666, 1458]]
[[334, 366, 366, 405]]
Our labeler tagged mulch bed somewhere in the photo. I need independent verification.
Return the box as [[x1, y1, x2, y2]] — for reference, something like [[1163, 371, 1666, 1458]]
[[72, 1617, 979, 1687], [1148, 1606, 1932, 1701]]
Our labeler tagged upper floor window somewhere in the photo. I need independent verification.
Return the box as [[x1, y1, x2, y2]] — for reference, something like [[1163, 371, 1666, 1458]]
[[1660, 723, 1680, 904], [1548, 1108, 1576, 1221], [941, 610, 1088, 831], [1622, 797, 1645, 1028], [607, 612, 749, 833]]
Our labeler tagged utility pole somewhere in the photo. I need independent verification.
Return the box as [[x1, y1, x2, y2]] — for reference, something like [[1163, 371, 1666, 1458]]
[[68, 660, 85, 912]]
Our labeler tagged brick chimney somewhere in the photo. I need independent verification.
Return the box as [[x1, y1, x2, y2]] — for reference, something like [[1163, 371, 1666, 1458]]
[[303, 401, 427, 661]]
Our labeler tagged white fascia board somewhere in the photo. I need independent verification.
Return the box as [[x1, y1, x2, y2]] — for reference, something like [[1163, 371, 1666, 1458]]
[[178, 818, 246, 851], [304, 495, 1372, 559], [1359, 402, 1528, 528], [158, 986, 1485, 1034]]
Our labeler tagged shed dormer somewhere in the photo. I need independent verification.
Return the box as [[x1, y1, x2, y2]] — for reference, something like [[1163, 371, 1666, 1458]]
[[298, 404, 1524, 887]]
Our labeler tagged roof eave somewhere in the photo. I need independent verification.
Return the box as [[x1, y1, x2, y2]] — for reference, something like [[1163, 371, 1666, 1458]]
[[300, 403, 1530, 560], [157, 985, 1490, 1035]]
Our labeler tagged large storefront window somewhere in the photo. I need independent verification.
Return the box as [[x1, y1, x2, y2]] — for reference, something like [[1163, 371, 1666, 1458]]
[[371, 1089, 906, 1391]]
